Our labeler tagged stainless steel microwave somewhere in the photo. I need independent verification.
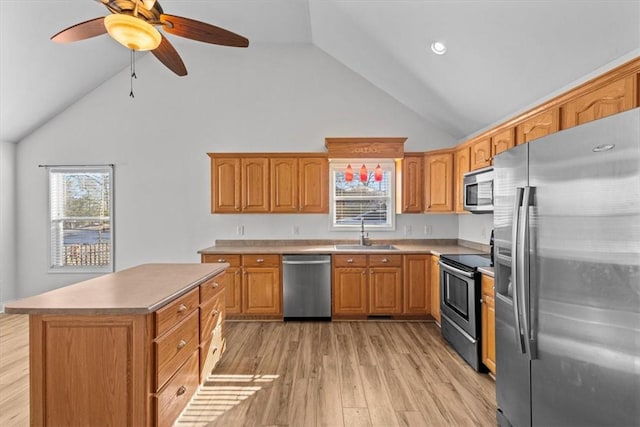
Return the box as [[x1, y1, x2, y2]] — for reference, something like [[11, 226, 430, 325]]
[[463, 166, 493, 213]]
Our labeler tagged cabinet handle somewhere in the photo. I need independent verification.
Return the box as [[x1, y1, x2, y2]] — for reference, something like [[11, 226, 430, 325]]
[[362, 270, 366, 275], [217, 258, 226, 263], [347, 258, 354, 263], [177, 339, 187, 349], [492, 286, 495, 290], [176, 386, 186, 396], [480, 298, 484, 304], [211, 309, 219, 317], [212, 346, 219, 355], [235, 270, 241, 276], [256, 258, 264, 263], [381, 258, 389, 263], [178, 304, 187, 313], [212, 282, 220, 288]]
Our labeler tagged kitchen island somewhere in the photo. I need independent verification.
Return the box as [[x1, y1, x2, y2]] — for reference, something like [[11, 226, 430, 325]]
[[4, 263, 228, 427]]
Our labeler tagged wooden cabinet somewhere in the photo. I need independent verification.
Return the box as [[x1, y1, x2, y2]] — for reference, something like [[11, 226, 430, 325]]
[[516, 108, 560, 145], [402, 254, 430, 314], [470, 138, 492, 170], [491, 127, 515, 158], [454, 147, 471, 213], [210, 154, 328, 214], [333, 254, 402, 316], [562, 74, 638, 129], [430, 255, 440, 323], [298, 156, 329, 213], [481, 274, 496, 375], [424, 151, 453, 213], [401, 154, 424, 213], [203, 254, 281, 317]]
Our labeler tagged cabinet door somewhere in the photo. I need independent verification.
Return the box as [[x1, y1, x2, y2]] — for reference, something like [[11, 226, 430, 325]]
[[562, 75, 637, 129], [223, 267, 242, 314], [401, 155, 423, 213], [211, 157, 241, 213], [516, 108, 560, 145], [333, 268, 368, 315], [454, 147, 471, 213], [424, 152, 453, 212], [481, 275, 496, 375], [369, 267, 402, 314], [403, 255, 430, 314], [430, 255, 440, 323], [242, 267, 281, 314], [491, 127, 515, 158], [299, 157, 328, 213], [470, 138, 492, 170], [241, 158, 270, 213], [270, 157, 298, 212]]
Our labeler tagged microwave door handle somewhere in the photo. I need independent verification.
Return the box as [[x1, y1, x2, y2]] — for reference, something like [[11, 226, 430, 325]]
[[512, 187, 526, 354]]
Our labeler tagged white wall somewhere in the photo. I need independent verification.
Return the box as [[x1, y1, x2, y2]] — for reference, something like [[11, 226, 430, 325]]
[[458, 213, 494, 246], [15, 44, 458, 298], [0, 140, 17, 309]]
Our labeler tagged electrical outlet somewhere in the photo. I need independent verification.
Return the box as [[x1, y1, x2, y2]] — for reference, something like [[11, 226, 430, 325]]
[[404, 225, 412, 236], [292, 225, 300, 235], [236, 225, 244, 236], [424, 225, 433, 236]]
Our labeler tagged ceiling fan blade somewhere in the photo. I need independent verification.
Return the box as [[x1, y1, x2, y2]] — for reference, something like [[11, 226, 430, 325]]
[[160, 14, 249, 47], [51, 17, 107, 43], [151, 35, 187, 76]]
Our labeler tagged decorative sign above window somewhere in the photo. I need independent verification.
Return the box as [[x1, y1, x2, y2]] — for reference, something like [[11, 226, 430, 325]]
[[324, 137, 407, 158]]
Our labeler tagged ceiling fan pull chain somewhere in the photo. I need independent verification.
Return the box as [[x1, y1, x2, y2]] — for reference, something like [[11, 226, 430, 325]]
[[129, 49, 137, 98]]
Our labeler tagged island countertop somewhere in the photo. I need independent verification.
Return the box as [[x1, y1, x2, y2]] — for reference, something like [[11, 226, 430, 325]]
[[4, 263, 228, 315]]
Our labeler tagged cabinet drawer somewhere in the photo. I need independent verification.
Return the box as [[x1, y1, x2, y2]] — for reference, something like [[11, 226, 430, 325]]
[[199, 273, 225, 304], [368, 254, 402, 267], [200, 292, 225, 342], [155, 311, 199, 391], [333, 254, 367, 267], [242, 254, 280, 267], [155, 287, 199, 337], [202, 254, 241, 267], [200, 325, 225, 382], [154, 350, 199, 427]]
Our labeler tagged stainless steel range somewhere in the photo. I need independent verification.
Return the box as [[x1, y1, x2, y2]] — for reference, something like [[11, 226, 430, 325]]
[[439, 253, 492, 371]]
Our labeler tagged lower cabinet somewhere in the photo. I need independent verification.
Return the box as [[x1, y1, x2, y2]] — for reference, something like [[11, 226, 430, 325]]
[[333, 255, 368, 315], [481, 274, 496, 375], [403, 254, 430, 314], [202, 253, 282, 318], [430, 255, 441, 323]]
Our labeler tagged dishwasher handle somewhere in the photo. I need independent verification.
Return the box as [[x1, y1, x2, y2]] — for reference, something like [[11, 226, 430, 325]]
[[283, 259, 332, 265]]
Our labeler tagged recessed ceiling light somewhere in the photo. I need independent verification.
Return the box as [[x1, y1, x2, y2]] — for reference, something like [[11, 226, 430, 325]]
[[431, 41, 447, 55]]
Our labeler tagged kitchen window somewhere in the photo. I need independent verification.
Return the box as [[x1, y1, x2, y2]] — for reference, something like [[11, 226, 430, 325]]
[[48, 166, 114, 273], [329, 160, 395, 230]]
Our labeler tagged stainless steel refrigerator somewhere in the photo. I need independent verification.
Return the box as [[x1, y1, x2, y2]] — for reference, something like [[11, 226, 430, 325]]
[[493, 107, 640, 427]]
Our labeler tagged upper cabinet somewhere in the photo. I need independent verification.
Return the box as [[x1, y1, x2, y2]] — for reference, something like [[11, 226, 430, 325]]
[[470, 137, 492, 170], [516, 108, 560, 145], [401, 154, 424, 213], [562, 74, 638, 129], [454, 147, 471, 213], [491, 127, 515, 158], [210, 154, 328, 214], [424, 150, 453, 213]]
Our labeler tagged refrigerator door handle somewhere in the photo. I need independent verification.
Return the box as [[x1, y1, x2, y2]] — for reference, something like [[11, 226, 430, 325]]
[[519, 186, 532, 357], [512, 187, 526, 354], [523, 186, 538, 359]]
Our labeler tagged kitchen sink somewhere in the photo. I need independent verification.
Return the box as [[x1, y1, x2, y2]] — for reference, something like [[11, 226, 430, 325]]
[[334, 244, 397, 250]]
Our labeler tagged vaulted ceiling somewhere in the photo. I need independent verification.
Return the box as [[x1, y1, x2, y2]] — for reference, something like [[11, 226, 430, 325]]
[[1, 0, 639, 144]]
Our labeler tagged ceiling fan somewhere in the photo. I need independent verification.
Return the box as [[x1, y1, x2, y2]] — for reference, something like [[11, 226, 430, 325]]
[[51, 0, 249, 77]]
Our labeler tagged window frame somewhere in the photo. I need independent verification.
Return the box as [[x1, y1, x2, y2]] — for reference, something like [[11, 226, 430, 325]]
[[329, 159, 396, 231], [47, 165, 114, 274]]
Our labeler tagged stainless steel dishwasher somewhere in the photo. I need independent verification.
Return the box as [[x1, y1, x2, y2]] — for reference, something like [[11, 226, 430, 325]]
[[282, 254, 331, 320]]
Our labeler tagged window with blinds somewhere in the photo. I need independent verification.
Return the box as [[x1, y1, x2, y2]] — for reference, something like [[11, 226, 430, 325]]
[[330, 160, 395, 230], [48, 166, 114, 273]]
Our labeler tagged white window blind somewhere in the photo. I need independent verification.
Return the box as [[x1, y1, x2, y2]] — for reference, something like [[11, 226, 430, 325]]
[[48, 166, 114, 273], [330, 160, 395, 230]]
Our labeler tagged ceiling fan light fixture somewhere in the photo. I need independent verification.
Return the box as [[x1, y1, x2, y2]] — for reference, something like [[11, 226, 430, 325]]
[[430, 41, 447, 55], [104, 14, 161, 51]]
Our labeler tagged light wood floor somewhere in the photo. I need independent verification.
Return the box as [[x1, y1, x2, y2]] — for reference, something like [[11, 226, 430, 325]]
[[0, 315, 496, 427]]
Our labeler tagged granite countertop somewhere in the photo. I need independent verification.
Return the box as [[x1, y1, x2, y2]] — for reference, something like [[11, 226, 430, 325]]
[[4, 263, 228, 315]]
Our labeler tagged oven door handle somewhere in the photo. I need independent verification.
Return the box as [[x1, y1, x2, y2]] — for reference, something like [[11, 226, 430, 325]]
[[438, 261, 475, 278]]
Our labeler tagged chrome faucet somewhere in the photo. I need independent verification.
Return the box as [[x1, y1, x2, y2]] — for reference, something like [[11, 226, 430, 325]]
[[359, 218, 369, 246]]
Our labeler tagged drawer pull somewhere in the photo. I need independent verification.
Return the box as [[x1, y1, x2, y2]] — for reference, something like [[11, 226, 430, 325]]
[[212, 282, 220, 288], [256, 258, 264, 263], [177, 304, 187, 313], [347, 258, 354, 263], [381, 258, 389, 263], [217, 258, 226, 263], [176, 386, 186, 396], [177, 339, 187, 350], [362, 270, 366, 275], [211, 309, 219, 317], [212, 346, 219, 355]]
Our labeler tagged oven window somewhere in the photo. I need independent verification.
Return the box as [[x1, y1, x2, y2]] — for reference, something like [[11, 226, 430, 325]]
[[444, 273, 469, 319], [466, 184, 478, 206]]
